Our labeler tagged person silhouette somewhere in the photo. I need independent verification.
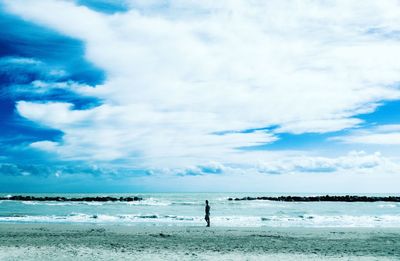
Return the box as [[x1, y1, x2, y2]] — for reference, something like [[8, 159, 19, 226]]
[[205, 200, 210, 227]]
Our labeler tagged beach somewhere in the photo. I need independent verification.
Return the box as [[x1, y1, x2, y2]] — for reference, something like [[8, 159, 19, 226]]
[[0, 224, 399, 260]]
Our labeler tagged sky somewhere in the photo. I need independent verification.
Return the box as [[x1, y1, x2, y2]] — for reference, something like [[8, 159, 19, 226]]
[[1, 0, 400, 193]]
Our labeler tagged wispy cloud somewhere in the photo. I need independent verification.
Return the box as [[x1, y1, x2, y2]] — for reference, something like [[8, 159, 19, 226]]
[[333, 124, 400, 145]]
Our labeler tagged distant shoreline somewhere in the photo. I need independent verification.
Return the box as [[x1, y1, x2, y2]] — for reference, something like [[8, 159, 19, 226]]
[[229, 195, 400, 202], [2, 194, 400, 202]]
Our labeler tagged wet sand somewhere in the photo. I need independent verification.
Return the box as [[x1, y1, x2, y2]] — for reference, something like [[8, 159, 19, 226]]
[[0, 224, 399, 260]]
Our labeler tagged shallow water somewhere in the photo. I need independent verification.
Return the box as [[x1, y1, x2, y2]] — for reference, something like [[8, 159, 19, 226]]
[[0, 193, 399, 227]]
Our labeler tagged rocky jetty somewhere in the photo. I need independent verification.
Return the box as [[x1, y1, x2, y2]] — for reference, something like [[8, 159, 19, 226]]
[[228, 195, 400, 202], [0, 195, 142, 202]]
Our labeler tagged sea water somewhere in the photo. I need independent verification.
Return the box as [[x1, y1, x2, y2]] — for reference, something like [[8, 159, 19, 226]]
[[0, 193, 399, 227]]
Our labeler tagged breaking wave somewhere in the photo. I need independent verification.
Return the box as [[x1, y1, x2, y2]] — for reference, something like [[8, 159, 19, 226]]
[[1, 213, 400, 227]]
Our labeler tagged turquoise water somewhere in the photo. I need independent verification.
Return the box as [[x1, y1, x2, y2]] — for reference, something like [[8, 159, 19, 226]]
[[0, 193, 400, 227]]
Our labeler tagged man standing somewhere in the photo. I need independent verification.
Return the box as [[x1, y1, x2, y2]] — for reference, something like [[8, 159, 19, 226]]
[[205, 200, 210, 227]]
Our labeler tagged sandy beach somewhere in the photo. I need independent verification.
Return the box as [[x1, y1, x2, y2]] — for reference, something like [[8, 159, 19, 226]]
[[0, 224, 399, 260]]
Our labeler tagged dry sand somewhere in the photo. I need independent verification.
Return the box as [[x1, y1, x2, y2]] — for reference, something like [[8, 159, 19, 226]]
[[0, 224, 399, 260]]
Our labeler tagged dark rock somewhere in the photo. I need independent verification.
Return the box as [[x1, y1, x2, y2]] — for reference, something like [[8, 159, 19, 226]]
[[227, 195, 400, 202], [0, 195, 143, 202]]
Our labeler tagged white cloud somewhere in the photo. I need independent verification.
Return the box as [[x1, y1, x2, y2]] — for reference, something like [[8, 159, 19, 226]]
[[30, 140, 59, 151], [3, 0, 400, 169], [157, 150, 399, 176], [333, 124, 400, 145], [17, 101, 92, 127], [274, 118, 363, 134], [0, 56, 42, 65], [138, 170, 400, 193], [252, 151, 399, 174], [137, 151, 400, 193]]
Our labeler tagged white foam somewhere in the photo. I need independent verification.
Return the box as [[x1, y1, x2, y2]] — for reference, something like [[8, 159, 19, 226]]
[[259, 214, 400, 227], [124, 198, 171, 206], [2, 213, 399, 227], [171, 201, 199, 206], [378, 204, 397, 208]]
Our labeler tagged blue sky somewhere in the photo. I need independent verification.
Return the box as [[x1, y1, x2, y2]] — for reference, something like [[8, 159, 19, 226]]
[[1, 0, 400, 193]]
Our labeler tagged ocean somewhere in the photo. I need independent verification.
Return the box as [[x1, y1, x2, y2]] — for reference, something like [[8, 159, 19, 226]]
[[1, 193, 399, 227]]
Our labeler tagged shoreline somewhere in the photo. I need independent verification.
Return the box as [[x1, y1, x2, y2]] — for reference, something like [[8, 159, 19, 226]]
[[1, 224, 399, 260]]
